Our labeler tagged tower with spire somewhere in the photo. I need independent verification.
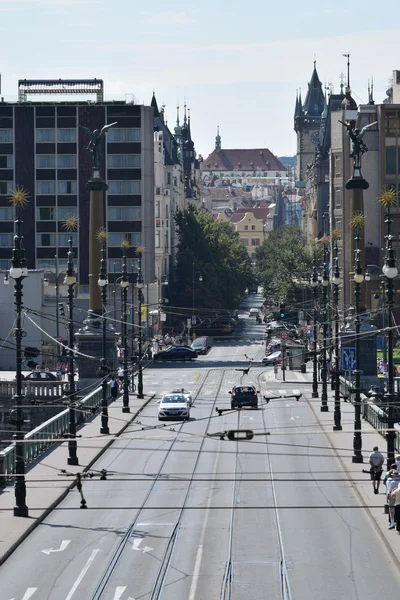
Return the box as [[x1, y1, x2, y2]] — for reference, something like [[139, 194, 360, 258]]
[[294, 62, 325, 182], [215, 125, 221, 152]]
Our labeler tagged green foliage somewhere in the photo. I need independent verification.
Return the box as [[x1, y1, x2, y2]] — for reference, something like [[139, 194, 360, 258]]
[[171, 206, 254, 313], [254, 225, 312, 304]]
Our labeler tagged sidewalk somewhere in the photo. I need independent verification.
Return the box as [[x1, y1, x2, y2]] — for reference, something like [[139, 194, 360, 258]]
[[270, 364, 400, 564], [0, 392, 153, 566]]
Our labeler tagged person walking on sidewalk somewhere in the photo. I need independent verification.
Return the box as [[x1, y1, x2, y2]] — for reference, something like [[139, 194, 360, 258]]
[[387, 471, 400, 529], [274, 361, 279, 380], [391, 484, 400, 534], [369, 446, 385, 494], [110, 376, 119, 400]]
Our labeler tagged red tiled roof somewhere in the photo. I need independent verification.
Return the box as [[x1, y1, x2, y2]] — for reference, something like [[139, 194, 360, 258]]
[[202, 187, 252, 201], [201, 148, 286, 172], [234, 207, 270, 222]]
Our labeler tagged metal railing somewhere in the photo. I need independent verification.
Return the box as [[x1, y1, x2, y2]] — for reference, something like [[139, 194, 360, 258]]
[[0, 384, 106, 480], [0, 380, 68, 398]]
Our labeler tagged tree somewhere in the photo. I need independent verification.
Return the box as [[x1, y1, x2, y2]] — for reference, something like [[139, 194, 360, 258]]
[[254, 226, 312, 306], [170, 206, 254, 317]]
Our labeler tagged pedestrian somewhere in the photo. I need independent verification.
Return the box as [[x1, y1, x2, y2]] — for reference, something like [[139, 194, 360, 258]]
[[387, 471, 400, 529], [117, 366, 124, 388], [274, 361, 279, 379], [391, 484, 400, 534], [369, 446, 385, 494], [110, 376, 119, 400], [396, 455, 400, 472]]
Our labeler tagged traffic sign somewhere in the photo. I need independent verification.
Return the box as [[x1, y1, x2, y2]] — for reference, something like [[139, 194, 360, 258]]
[[279, 332, 288, 341], [342, 347, 356, 371]]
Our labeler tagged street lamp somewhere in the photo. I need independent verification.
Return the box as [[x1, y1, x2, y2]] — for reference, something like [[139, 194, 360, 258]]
[[310, 250, 319, 398], [352, 222, 364, 463], [120, 244, 130, 413], [382, 199, 398, 470], [320, 242, 329, 412], [98, 237, 110, 434], [331, 235, 342, 430], [8, 189, 29, 517], [65, 235, 79, 466], [136, 250, 144, 399], [156, 275, 168, 337]]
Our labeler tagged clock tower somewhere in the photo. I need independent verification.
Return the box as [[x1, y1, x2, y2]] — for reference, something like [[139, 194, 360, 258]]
[[294, 62, 325, 183]]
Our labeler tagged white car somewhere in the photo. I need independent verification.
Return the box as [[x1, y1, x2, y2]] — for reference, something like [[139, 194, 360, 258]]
[[170, 388, 193, 406], [158, 393, 190, 421]]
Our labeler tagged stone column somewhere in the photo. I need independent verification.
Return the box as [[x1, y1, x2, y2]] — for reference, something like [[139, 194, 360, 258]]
[[346, 174, 369, 305], [87, 173, 108, 316]]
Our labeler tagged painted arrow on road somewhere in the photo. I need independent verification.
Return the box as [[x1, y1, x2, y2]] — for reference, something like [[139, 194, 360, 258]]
[[113, 586, 136, 600], [8, 588, 38, 600], [41, 540, 71, 555], [132, 538, 153, 553]]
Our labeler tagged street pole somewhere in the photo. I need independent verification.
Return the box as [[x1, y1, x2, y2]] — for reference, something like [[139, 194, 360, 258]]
[[383, 203, 398, 470], [9, 200, 29, 517], [65, 235, 78, 466], [380, 278, 388, 368], [120, 247, 130, 413], [55, 253, 60, 344], [332, 236, 342, 430], [131, 265, 135, 393], [137, 251, 144, 399], [352, 224, 364, 463], [98, 240, 110, 434], [321, 242, 329, 412], [311, 250, 319, 398]]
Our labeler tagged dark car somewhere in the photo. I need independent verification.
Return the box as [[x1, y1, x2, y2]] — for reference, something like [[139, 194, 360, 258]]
[[24, 370, 58, 381], [191, 336, 210, 355], [153, 346, 197, 361], [229, 385, 259, 409]]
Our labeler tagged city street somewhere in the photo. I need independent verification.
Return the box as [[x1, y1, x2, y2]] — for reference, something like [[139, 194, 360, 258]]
[[1, 294, 400, 599]]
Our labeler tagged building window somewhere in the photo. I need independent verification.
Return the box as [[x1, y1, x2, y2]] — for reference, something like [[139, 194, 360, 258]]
[[241, 238, 249, 246], [155, 201, 160, 219], [58, 233, 77, 246], [57, 129, 76, 143], [108, 180, 141, 194], [0, 156, 12, 169], [0, 129, 13, 143], [108, 232, 141, 247], [335, 188, 341, 208], [167, 172, 171, 185], [58, 155, 77, 169], [36, 129, 55, 143], [386, 147, 397, 175], [58, 207, 77, 221], [155, 187, 161, 195], [36, 155, 56, 169], [37, 258, 68, 271], [251, 238, 260, 246], [0, 207, 13, 220], [108, 154, 141, 168], [108, 259, 138, 273], [0, 234, 13, 246], [385, 111, 400, 137], [107, 128, 141, 142], [155, 231, 161, 248], [108, 206, 141, 220], [0, 181, 13, 195], [37, 233, 57, 247], [335, 219, 342, 233], [37, 181, 56, 194], [173, 177, 177, 186], [58, 181, 77, 194], [334, 155, 341, 178], [244, 225, 248, 231], [37, 207, 55, 221], [251, 225, 256, 231]]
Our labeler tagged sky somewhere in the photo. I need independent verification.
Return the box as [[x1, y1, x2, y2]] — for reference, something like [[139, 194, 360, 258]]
[[0, 0, 399, 158]]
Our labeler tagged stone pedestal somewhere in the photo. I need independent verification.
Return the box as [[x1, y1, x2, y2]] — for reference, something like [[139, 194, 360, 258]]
[[86, 174, 108, 315], [346, 175, 368, 304], [340, 313, 378, 390], [75, 314, 117, 387]]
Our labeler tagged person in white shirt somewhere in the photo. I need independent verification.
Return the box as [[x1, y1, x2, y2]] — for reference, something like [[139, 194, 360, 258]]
[[387, 472, 400, 529], [395, 455, 400, 472], [369, 446, 385, 494], [391, 484, 400, 534]]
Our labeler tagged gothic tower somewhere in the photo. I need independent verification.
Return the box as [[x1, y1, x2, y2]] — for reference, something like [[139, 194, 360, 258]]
[[294, 62, 325, 183]]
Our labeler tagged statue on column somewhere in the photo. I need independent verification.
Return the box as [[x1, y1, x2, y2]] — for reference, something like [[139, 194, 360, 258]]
[[79, 122, 117, 172], [339, 120, 377, 171]]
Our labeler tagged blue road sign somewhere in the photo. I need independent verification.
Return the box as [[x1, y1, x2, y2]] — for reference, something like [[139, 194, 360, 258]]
[[342, 347, 356, 371]]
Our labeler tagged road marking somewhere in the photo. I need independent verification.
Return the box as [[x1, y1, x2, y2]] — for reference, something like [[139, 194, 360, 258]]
[[136, 522, 174, 527], [42, 540, 71, 555], [132, 538, 153, 553], [188, 545, 203, 600], [64, 549, 99, 600], [8, 588, 38, 600], [112, 587, 136, 600]]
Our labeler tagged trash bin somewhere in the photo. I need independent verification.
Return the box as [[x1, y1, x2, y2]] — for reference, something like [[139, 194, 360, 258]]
[[301, 363, 306, 373]]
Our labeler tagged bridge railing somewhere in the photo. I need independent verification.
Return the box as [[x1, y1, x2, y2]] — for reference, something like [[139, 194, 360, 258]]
[[0, 380, 68, 398]]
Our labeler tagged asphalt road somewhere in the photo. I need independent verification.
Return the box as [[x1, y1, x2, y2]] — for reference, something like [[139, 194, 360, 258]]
[[1, 293, 400, 599]]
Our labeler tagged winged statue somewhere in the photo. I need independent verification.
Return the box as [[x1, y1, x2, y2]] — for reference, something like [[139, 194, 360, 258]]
[[79, 122, 118, 171], [339, 120, 378, 170]]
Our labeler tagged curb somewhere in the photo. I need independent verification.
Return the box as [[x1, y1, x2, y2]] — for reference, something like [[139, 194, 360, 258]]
[[0, 394, 154, 568]]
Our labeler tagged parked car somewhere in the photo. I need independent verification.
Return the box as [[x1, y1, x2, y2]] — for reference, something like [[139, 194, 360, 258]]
[[262, 351, 282, 365], [170, 388, 193, 406], [24, 370, 58, 381], [228, 385, 259, 409], [153, 345, 197, 361], [158, 393, 190, 420], [191, 336, 210, 355]]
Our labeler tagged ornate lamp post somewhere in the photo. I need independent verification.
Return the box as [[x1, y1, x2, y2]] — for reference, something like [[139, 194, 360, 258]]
[[97, 229, 110, 434], [352, 213, 364, 463], [331, 231, 342, 430], [380, 190, 398, 469], [43, 254, 60, 360], [8, 188, 29, 517], [320, 239, 329, 412], [120, 240, 130, 413], [310, 249, 319, 398], [64, 217, 79, 466], [137, 248, 144, 399]]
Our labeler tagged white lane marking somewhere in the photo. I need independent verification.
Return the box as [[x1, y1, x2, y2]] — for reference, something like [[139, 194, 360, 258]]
[[188, 545, 203, 600], [112, 587, 136, 600], [132, 538, 153, 553], [136, 522, 174, 527], [42, 540, 71, 555], [64, 549, 99, 600], [278, 390, 287, 396], [8, 588, 38, 600]]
